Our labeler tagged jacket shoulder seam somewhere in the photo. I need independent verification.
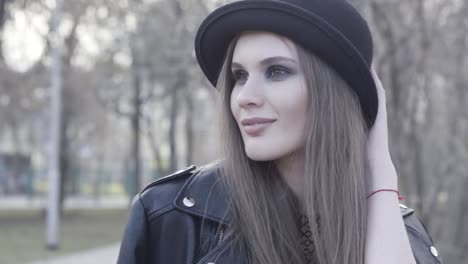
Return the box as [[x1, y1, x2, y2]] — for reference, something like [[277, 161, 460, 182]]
[[147, 203, 176, 222], [137, 166, 198, 222], [140, 165, 196, 195], [135, 194, 150, 234]]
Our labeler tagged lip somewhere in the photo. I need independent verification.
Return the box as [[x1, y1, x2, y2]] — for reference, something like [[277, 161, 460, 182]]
[[240, 117, 276, 135]]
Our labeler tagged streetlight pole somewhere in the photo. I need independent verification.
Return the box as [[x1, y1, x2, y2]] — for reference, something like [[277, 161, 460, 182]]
[[46, 0, 63, 250]]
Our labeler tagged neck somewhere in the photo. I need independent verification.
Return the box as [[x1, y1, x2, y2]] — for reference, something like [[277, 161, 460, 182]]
[[275, 150, 306, 213]]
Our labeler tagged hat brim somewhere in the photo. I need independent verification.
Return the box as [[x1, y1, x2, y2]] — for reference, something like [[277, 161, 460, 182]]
[[195, 0, 377, 128]]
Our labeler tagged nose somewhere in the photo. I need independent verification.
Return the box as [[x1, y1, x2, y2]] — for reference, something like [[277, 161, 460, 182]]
[[235, 75, 264, 109]]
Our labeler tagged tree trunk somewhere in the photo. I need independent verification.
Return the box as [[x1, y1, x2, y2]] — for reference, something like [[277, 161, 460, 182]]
[[144, 116, 164, 177], [169, 85, 179, 172], [57, 15, 80, 212], [130, 64, 142, 196], [185, 89, 194, 165]]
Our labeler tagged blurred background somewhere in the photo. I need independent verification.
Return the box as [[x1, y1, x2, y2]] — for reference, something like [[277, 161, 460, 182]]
[[0, 0, 466, 263]]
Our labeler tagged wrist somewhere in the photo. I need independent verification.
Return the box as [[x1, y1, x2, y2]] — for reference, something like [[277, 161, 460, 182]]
[[367, 188, 404, 201], [368, 178, 398, 192]]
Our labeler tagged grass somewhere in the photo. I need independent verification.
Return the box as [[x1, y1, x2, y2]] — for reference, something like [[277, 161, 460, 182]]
[[0, 208, 129, 264]]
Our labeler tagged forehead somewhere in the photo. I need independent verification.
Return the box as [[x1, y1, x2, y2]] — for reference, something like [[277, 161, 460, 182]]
[[232, 31, 298, 63]]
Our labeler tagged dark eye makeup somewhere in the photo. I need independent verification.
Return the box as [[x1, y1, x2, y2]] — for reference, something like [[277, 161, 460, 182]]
[[266, 65, 292, 80], [231, 64, 295, 85], [231, 69, 249, 84]]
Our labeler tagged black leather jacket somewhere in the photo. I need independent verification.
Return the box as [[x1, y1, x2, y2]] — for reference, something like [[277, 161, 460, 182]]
[[117, 163, 443, 264]]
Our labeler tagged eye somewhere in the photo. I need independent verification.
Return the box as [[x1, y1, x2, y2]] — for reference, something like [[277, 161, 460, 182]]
[[231, 69, 248, 85], [266, 65, 292, 81]]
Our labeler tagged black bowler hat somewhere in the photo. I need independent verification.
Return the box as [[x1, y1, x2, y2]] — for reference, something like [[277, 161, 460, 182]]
[[195, 0, 378, 129]]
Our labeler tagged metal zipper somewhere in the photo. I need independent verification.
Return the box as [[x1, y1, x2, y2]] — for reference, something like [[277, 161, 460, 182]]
[[217, 227, 225, 246]]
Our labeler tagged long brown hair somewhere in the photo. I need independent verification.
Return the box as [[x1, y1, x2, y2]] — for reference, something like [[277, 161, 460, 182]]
[[216, 34, 369, 264]]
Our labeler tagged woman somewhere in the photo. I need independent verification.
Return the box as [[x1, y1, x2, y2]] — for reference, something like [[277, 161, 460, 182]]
[[118, 0, 442, 263]]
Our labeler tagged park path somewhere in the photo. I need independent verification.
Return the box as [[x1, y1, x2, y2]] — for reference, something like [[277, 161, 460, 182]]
[[0, 196, 128, 210], [27, 243, 120, 264]]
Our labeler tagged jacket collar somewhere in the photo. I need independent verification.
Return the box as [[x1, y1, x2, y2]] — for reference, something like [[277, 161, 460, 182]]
[[174, 161, 233, 225]]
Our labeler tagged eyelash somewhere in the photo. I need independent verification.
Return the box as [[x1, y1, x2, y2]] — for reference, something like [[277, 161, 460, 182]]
[[231, 65, 292, 84]]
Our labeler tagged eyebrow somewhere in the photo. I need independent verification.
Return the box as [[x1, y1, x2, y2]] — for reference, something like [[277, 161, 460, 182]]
[[231, 56, 297, 69]]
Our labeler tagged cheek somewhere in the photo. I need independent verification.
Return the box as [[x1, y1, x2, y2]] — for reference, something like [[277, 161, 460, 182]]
[[230, 90, 239, 120], [277, 83, 308, 117], [294, 92, 308, 120], [276, 84, 308, 137], [293, 83, 308, 114]]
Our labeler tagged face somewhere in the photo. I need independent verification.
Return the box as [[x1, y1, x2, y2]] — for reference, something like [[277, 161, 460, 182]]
[[230, 31, 308, 162]]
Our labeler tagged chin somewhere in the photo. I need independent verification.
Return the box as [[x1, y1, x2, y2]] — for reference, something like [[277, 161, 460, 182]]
[[245, 145, 283, 161]]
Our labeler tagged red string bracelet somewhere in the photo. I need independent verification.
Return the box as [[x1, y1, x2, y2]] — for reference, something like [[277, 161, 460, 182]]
[[367, 189, 405, 201]]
